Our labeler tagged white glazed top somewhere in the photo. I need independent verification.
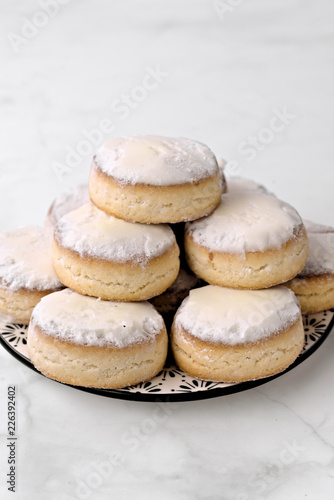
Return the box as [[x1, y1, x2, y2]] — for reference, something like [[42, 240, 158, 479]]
[[0, 226, 63, 292], [186, 192, 303, 255], [94, 135, 219, 186], [55, 202, 176, 264], [298, 220, 334, 277], [174, 285, 301, 345], [31, 289, 164, 348], [226, 176, 273, 196], [45, 185, 90, 227]]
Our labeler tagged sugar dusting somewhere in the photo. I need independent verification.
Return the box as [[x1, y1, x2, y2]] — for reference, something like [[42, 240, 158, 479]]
[[55, 202, 176, 264], [32, 289, 164, 348], [226, 176, 274, 196], [174, 285, 301, 345], [45, 185, 90, 227], [94, 135, 218, 186], [298, 220, 334, 277], [0, 226, 63, 292], [186, 192, 303, 255]]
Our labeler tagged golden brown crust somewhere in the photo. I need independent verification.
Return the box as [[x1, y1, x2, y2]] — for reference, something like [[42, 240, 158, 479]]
[[89, 162, 223, 224], [171, 318, 304, 383], [286, 273, 334, 314], [184, 226, 309, 289], [0, 281, 60, 324], [52, 237, 180, 301], [28, 322, 168, 389]]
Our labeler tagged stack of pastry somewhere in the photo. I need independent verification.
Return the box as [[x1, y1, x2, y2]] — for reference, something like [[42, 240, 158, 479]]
[[27, 135, 223, 389], [1, 135, 333, 388], [172, 189, 309, 382], [172, 181, 334, 382]]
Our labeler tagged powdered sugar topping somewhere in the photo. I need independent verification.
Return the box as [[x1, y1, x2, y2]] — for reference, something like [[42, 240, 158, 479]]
[[298, 220, 334, 277], [55, 202, 176, 263], [45, 185, 90, 227], [174, 285, 301, 345], [32, 289, 164, 348], [226, 176, 274, 196], [94, 135, 219, 186], [186, 192, 303, 255], [0, 226, 63, 292]]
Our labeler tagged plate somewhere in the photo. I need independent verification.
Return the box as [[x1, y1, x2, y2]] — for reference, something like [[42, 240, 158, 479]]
[[1, 310, 333, 402]]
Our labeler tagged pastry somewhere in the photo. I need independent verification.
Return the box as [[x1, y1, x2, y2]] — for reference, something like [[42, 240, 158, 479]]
[[226, 175, 274, 196], [89, 135, 223, 223], [0, 227, 63, 324], [171, 285, 304, 383], [45, 184, 89, 227], [185, 192, 308, 289], [52, 203, 180, 301], [28, 289, 168, 389], [286, 220, 334, 313]]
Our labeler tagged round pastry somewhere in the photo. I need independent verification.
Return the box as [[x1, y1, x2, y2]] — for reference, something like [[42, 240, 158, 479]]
[[45, 184, 90, 227], [28, 289, 168, 389], [0, 227, 63, 324], [185, 192, 308, 289], [286, 220, 334, 314], [171, 285, 304, 383], [52, 203, 180, 301], [226, 175, 274, 196], [89, 135, 223, 223]]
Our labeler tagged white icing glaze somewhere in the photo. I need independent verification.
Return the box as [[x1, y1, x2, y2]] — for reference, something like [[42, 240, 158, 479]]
[[298, 220, 334, 277], [174, 285, 301, 345], [55, 202, 176, 264], [226, 176, 274, 196], [0, 227, 63, 292], [186, 192, 303, 255], [45, 185, 90, 227], [94, 135, 219, 186], [32, 288, 164, 348]]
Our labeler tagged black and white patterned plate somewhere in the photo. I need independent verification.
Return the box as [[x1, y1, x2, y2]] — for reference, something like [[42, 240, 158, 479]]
[[1, 310, 333, 402]]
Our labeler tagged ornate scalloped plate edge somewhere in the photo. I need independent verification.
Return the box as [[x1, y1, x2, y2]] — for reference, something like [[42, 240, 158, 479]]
[[1, 310, 333, 402]]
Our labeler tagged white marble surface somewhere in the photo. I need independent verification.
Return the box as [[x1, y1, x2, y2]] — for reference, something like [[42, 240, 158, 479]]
[[1, 0, 334, 498]]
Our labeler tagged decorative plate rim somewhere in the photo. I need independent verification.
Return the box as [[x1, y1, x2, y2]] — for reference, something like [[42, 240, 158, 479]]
[[1, 310, 333, 403]]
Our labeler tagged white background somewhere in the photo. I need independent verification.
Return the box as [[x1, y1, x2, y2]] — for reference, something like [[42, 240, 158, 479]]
[[0, 1, 334, 499]]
